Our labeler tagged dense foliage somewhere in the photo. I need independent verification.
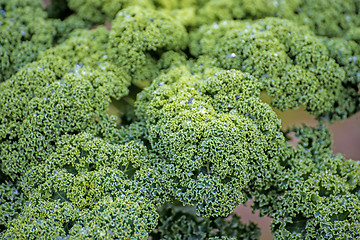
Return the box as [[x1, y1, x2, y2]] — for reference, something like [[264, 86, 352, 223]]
[[1, 0, 359, 239]]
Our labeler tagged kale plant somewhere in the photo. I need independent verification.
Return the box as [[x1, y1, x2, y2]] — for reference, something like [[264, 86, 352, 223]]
[[1, 0, 359, 239]]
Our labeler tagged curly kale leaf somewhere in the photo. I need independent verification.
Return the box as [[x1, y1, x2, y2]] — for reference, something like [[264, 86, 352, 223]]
[[0, 56, 125, 180], [39, 26, 131, 100], [0, 0, 88, 82], [190, 18, 350, 120], [3, 200, 79, 240], [319, 37, 360, 120], [3, 132, 159, 239], [264, 125, 360, 239], [20, 132, 152, 206], [109, 6, 188, 88], [135, 67, 289, 217]]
